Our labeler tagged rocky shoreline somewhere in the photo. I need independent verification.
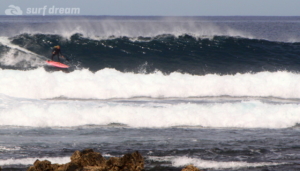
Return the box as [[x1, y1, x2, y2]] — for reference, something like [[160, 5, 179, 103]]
[[24, 149, 201, 171]]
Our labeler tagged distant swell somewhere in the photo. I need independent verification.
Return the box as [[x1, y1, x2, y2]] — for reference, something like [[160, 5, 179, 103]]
[[1, 33, 300, 74]]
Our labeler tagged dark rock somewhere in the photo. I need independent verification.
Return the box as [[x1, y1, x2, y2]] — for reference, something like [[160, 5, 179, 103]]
[[119, 151, 144, 171], [70, 149, 106, 167], [55, 162, 80, 171], [27, 166, 36, 171], [51, 164, 61, 171], [27, 160, 53, 171], [181, 164, 202, 171], [70, 150, 81, 163], [27, 149, 144, 171], [81, 166, 106, 171], [106, 157, 122, 170]]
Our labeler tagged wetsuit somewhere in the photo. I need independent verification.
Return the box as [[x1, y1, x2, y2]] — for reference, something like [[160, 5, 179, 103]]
[[51, 47, 63, 62]]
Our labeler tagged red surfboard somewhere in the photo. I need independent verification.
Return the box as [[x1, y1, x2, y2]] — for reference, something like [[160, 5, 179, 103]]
[[46, 60, 69, 68]]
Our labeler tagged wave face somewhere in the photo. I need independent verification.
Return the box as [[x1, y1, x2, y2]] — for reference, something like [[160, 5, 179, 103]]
[[1, 16, 300, 74], [3, 33, 300, 74]]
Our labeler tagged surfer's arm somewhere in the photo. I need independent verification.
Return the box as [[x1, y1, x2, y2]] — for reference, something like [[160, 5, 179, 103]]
[[52, 48, 57, 54], [59, 51, 64, 58], [59, 52, 68, 61]]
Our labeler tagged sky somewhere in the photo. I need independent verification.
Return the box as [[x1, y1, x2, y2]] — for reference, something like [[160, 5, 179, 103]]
[[1, 0, 300, 16]]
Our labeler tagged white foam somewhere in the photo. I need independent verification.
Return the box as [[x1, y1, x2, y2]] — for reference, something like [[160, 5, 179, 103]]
[[0, 146, 21, 151], [171, 156, 281, 169], [0, 95, 299, 128], [1, 68, 300, 100], [0, 37, 47, 67], [0, 157, 70, 166], [0, 37, 42, 56], [1, 68, 300, 128]]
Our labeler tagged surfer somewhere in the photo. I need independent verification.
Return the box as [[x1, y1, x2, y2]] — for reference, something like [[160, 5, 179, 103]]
[[51, 45, 65, 62]]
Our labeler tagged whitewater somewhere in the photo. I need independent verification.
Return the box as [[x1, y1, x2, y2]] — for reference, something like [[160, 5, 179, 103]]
[[1, 94, 300, 128], [1, 68, 300, 99]]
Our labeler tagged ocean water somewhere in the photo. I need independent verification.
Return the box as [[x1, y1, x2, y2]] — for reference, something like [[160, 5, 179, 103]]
[[0, 16, 300, 171]]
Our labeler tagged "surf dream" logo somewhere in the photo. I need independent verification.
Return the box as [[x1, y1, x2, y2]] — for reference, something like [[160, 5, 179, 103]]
[[5, 5, 80, 16], [5, 5, 23, 15]]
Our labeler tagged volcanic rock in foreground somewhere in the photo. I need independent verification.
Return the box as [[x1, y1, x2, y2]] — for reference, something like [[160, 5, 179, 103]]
[[181, 164, 203, 171], [27, 149, 144, 171]]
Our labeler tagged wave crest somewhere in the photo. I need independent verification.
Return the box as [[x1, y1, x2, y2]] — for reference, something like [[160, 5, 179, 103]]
[[2, 33, 300, 74]]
